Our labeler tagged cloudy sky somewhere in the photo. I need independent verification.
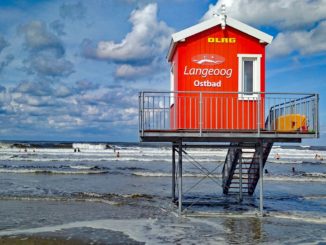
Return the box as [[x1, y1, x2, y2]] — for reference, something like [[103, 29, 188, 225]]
[[0, 0, 325, 143]]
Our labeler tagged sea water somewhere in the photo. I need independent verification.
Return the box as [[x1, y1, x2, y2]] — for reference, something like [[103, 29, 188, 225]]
[[0, 141, 326, 244]]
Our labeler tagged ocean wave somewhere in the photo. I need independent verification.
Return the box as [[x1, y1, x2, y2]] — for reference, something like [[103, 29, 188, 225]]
[[72, 143, 111, 150], [302, 172, 326, 178], [69, 165, 94, 170], [267, 212, 326, 224], [132, 171, 222, 178], [0, 192, 155, 204], [187, 211, 326, 224], [132, 171, 326, 182], [0, 168, 109, 175], [301, 195, 326, 200], [265, 175, 326, 182]]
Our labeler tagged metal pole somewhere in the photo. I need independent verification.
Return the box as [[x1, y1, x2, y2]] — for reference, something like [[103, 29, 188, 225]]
[[239, 150, 243, 203], [259, 140, 264, 216], [199, 92, 203, 136], [258, 94, 261, 135], [315, 94, 319, 138], [172, 144, 176, 202], [142, 92, 145, 136], [178, 142, 183, 215]]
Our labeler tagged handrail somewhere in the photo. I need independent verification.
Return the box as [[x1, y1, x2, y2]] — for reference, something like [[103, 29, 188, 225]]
[[269, 94, 315, 112], [139, 91, 319, 137]]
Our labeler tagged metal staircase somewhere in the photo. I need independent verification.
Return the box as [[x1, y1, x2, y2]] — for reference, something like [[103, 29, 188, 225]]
[[222, 142, 273, 196]]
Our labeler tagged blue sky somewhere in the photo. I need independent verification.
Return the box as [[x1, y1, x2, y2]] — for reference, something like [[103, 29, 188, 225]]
[[0, 0, 325, 143]]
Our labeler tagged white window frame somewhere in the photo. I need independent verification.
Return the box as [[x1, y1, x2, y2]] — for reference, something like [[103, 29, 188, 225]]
[[237, 54, 262, 100], [170, 63, 175, 106]]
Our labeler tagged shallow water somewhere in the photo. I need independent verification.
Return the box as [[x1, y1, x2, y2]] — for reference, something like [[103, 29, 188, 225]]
[[0, 142, 326, 244]]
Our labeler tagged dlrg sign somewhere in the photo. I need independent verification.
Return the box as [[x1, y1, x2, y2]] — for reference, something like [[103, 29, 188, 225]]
[[208, 37, 236, 43]]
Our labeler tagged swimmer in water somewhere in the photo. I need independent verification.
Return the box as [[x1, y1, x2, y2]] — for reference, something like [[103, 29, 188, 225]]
[[274, 153, 280, 160]]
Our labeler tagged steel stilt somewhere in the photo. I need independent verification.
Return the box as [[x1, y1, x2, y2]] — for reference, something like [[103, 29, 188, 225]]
[[178, 142, 183, 215], [259, 141, 264, 216], [172, 144, 176, 202], [239, 151, 243, 202]]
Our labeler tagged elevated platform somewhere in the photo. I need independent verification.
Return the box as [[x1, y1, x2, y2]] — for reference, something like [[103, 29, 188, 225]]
[[140, 129, 315, 143], [139, 91, 319, 215]]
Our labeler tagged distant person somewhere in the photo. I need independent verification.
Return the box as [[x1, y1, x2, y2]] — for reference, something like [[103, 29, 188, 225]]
[[292, 167, 295, 173], [315, 154, 323, 161], [274, 153, 280, 160], [264, 169, 269, 174], [116, 151, 120, 158], [113, 146, 116, 153], [78, 148, 81, 152]]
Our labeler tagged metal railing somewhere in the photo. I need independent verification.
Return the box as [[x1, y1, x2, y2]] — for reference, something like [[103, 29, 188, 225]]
[[139, 91, 319, 137]]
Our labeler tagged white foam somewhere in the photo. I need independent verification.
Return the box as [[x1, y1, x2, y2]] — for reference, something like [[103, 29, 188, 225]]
[[70, 165, 93, 170], [72, 143, 109, 150], [0, 219, 152, 243], [132, 171, 222, 178], [0, 218, 226, 244], [267, 212, 326, 224], [265, 175, 326, 182]]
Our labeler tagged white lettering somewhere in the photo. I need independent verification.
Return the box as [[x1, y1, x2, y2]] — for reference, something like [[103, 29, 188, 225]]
[[194, 80, 221, 87], [184, 66, 232, 78]]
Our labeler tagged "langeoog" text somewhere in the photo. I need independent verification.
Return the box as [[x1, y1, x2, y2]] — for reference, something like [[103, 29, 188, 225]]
[[184, 66, 232, 78]]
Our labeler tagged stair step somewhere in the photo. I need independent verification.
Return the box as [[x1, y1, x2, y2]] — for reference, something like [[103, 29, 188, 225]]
[[232, 177, 257, 180], [235, 168, 259, 170], [228, 187, 249, 189], [235, 167, 259, 170], [230, 182, 249, 185], [227, 192, 249, 195]]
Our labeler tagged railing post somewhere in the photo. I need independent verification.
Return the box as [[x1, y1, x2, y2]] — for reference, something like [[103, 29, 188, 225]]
[[257, 93, 261, 136], [139, 93, 141, 137], [174, 92, 176, 129], [315, 93, 319, 138], [142, 92, 145, 136], [199, 92, 203, 136]]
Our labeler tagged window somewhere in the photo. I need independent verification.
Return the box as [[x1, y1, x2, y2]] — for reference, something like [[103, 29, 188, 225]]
[[238, 54, 261, 99], [170, 64, 175, 106]]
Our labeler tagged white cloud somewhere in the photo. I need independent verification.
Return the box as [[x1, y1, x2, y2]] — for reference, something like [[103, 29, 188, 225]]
[[202, 0, 326, 58], [19, 21, 64, 54], [202, 0, 326, 29], [115, 63, 153, 78], [89, 3, 173, 62], [29, 55, 74, 77], [268, 21, 326, 57]]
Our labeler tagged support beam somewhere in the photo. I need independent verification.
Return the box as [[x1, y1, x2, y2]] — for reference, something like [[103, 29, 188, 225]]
[[259, 140, 264, 216], [178, 142, 183, 215], [172, 144, 176, 202], [239, 151, 243, 202]]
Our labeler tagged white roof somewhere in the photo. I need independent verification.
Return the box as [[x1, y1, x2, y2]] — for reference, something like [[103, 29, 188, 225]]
[[167, 16, 273, 62]]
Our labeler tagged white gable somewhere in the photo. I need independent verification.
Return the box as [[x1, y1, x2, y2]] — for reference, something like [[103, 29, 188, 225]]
[[167, 16, 273, 62]]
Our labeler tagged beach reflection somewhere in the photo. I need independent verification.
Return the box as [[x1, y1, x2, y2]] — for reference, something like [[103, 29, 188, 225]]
[[223, 217, 265, 244]]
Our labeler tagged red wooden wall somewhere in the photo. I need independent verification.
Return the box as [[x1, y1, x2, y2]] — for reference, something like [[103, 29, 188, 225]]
[[170, 25, 267, 130]]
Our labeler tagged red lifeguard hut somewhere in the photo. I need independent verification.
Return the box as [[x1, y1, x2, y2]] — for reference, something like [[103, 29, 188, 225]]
[[139, 8, 319, 215], [167, 13, 272, 130]]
